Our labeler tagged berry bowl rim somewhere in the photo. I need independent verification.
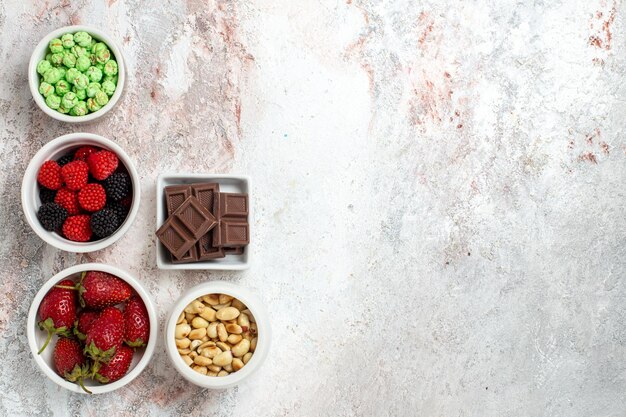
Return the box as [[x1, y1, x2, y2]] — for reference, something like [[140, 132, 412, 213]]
[[27, 263, 158, 395], [21, 132, 141, 253]]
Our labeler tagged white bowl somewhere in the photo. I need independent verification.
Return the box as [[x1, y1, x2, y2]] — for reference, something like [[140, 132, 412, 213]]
[[28, 25, 126, 123], [27, 263, 158, 395], [21, 132, 141, 253], [156, 173, 251, 270], [164, 281, 270, 389]]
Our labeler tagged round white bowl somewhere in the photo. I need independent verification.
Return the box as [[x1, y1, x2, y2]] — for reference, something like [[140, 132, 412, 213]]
[[27, 263, 158, 395], [28, 25, 126, 123], [21, 132, 141, 253], [165, 281, 270, 389]]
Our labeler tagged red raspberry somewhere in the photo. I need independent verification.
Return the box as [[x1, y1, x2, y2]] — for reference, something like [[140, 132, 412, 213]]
[[37, 161, 63, 190], [54, 188, 81, 215], [87, 150, 118, 181], [60, 160, 89, 191], [62, 215, 92, 242], [74, 146, 99, 161], [78, 183, 106, 212]]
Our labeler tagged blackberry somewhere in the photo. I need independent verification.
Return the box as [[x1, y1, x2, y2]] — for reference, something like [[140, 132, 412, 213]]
[[90, 208, 119, 238], [106, 202, 128, 228], [39, 187, 57, 204], [37, 203, 68, 231], [102, 172, 130, 201], [57, 153, 74, 166]]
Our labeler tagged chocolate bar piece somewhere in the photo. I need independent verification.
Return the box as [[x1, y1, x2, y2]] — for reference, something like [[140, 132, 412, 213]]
[[157, 196, 216, 260], [164, 185, 197, 263], [191, 183, 225, 260], [213, 193, 250, 247]]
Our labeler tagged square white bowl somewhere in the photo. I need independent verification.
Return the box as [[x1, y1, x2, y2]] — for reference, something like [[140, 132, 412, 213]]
[[156, 174, 251, 270]]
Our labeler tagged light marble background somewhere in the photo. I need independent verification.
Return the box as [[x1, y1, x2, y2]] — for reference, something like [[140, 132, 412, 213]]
[[0, 0, 624, 416]]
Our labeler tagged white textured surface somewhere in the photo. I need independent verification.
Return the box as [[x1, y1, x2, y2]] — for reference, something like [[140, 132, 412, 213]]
[[0, 0, 625, 416]]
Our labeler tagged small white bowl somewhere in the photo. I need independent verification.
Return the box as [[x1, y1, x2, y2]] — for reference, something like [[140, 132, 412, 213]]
[[28, 25, 126, 123], [156, 173, 251, 270], [27, 263, 158, 395], [21, 132, 141, 253], [164, 281, 270, 389]]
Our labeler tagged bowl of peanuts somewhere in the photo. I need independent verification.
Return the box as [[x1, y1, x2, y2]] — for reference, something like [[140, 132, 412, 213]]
[[165, 281, 270, 389]]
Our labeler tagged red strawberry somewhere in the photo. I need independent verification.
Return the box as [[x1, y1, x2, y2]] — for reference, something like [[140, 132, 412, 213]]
[[62, 215, 92, 242], [60, 160, 89, 191], [74, 309, 99, 341], [37, 161, 63, 190], [55, 188, 81, 215], [92, 345, 133, 383], [74, 146, 99, 161], [78, 271, 132, 309], [37, 279, 77, 354], [87, 150, 118, 181], [124, 296, 150, 348], [53, 337, 91, 394], [84, 306, 125, 363], [78, 183, 106, 212]]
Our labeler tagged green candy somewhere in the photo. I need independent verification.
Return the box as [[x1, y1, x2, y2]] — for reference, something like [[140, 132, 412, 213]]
[[57, 67, 66, 80], [90, 38, 97, 49], [45, 94, 61, 109], [57, 105, 69, 114], [86, 98, 101, 112], [36, 60, 52, 75], [61, 91, 78, 109], [103, 74, 117, 85], [55, 79, 70, 95], [96, 63, 104, 71], [86, 66, 102, 82], [45, 53, 52, 61], [49, 38, 63, 54], [72, 86, 87, 100], [71, 45, 88, 57], [65, 68, 80, 83], [95, 48, 110, 64], [101, 80, 115, 96], [86, 82, 101, 98], [61, 34, 75, 49], [94, 90, 109, 106], [74, 73, 89, 89], [76, 55, 90, 72], [73, 31, 92, 48], [43, 68, 62, 84], [70, 101, 88, 116], [49, 53, 64, 66], [92, 42, 107, 54], [62, 53, 76, 68], [103, 60, 118, 76], [39, 82, 55, 97]]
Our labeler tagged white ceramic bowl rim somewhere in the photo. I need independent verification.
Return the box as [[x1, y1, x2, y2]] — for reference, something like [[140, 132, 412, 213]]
[[27, 263, 158, 395], [21, 132, 141, 253], [165, 281, 270, 389], [28, 25, 125, 123]]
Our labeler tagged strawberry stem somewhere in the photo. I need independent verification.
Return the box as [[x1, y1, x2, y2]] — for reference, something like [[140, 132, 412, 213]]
[[54, 285, 77, 290], [78, 377, 92, 394], [38, 330, 53, 355]]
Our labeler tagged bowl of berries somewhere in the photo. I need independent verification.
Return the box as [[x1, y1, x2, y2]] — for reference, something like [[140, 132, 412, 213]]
[[27, 263, 157, 394], [21, 132, 140, 252]]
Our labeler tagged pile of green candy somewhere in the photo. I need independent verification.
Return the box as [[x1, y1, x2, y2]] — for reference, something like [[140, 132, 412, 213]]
[[36, 31, 119, 116]]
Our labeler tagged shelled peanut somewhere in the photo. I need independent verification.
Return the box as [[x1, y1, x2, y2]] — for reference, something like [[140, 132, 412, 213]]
[[175, 294, 258, 377]]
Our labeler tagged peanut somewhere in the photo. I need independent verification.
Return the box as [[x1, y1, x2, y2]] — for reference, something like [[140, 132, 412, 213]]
[[175, 323, 191, 339], [191, 317, 209, 329], [207, 322, 219, 339], [250, 337, 257, 352], [184, 300, 205, 314], [216, 341, 231, 351], [216, 307, 240, 321], [225, 323, 243, 334], [231, 298, 246, 311], [242, 352, 252, 364], [237, 313, 250, 331], [213, 350, 233, 367], [181, 355, 194, 366], [231, 339, 250, 357], [219, 294, 234, 304], [192, 365, 208, 375], [202, 294, 219, 305], [176, 338, 191, 349], [176, 312, 185, 324], [217, 323, 228, 342], [232, 358, 244, 371], [217, 370, 229, 377], [194, 356, 212, 367], [199, 307, 217, 322], [227, 334, 243, 344], [208, 364, 221, 373], [189, 328, 207, 340]]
